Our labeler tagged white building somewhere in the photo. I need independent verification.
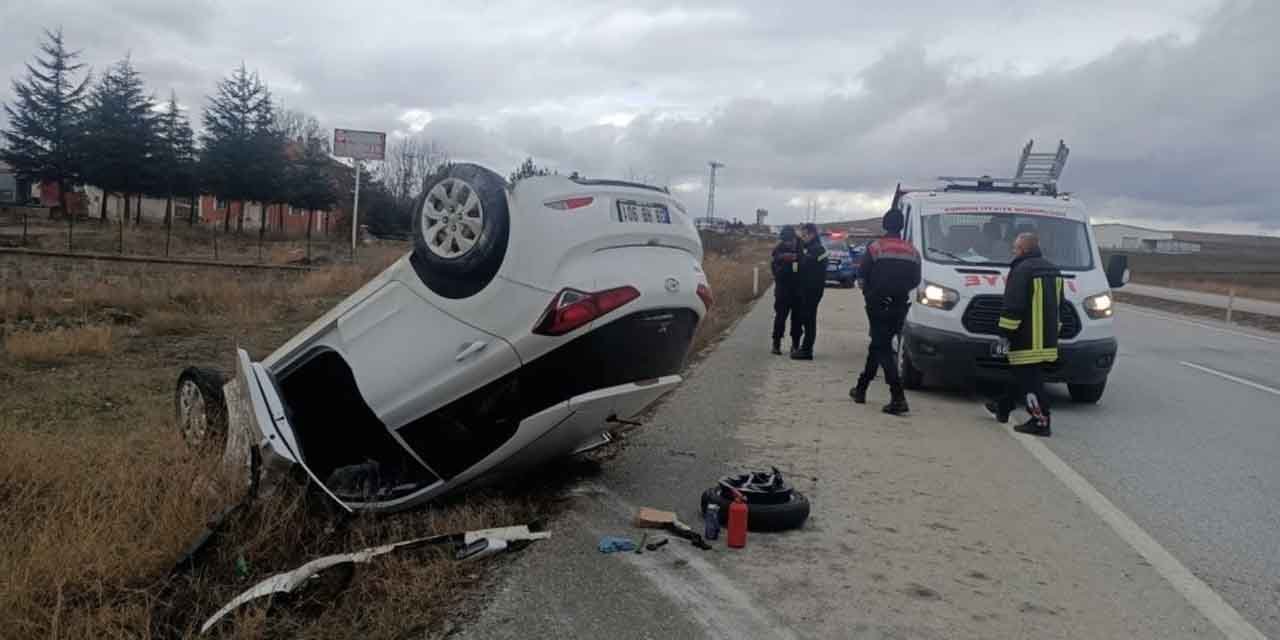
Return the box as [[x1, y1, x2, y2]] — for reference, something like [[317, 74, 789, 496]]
[[1093, 223, 1201, 254]]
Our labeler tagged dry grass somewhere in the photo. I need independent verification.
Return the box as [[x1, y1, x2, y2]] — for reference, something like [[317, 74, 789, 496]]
[[1132, 274, 1280, 304], [5, 217, 351, 266], [692, 234, 775, 356], [3, 325, 114, 362], [0, 234, 771, 639]]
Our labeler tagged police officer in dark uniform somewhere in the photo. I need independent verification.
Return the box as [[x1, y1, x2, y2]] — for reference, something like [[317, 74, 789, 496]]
[[986, 232, 1062, 437], [790, 223, 829, 360], [850, 208, 921, 415], [770, 226, 802, 355]]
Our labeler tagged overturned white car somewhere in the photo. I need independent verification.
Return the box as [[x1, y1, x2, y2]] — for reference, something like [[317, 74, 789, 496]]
[[176, 164, 710, 512]]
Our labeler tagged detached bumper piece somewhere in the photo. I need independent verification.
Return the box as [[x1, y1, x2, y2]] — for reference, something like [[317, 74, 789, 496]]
[[200, 525, 550, 634]]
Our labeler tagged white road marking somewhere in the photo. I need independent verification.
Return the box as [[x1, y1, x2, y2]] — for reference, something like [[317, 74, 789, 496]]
[[1120, 305, 1280, 345], [1011, 434, 1267, 640], [1180, 361, 1280, 398], [571, 482, 799, 640]]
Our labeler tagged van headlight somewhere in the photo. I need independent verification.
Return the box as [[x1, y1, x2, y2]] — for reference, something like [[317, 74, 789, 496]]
[[918, 281, 959, 310], [1083, 292, 1113, 319]]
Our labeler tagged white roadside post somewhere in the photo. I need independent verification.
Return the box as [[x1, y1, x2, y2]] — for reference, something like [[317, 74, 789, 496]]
[[1226, 286, 1236, 324], [351, 159, 361, 261], [333, 128, 386, 263], [753, 266, 760, 296]]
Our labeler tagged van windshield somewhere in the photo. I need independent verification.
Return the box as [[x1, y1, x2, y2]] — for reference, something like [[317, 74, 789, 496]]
[[920, 212, 1094, 270]]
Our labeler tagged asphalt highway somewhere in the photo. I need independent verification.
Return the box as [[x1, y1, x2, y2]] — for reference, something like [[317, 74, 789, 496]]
[[1044, 304, 1280, 636]]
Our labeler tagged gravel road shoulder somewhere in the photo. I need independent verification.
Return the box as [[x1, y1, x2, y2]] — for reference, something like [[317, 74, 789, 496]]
[[458, 287, 1218, 639]]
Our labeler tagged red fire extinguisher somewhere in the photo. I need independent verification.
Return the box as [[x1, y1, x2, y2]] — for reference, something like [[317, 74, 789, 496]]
[[727, 488, 748, 549]]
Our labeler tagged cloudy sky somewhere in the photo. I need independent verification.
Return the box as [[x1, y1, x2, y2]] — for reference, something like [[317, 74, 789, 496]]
[[2, 1, 1277, 232]]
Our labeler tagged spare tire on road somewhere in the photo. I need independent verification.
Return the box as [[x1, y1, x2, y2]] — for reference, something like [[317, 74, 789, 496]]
[[700, 468, 811, 532], [701, 488, 811, 532], [410, 163, 511, 299]]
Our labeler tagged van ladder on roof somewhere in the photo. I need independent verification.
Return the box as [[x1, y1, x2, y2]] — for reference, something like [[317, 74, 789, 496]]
[[1015, 139, 1069, 183]]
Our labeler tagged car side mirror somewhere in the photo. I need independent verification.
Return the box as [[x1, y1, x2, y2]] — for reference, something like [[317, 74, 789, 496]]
[[1106, 254, 1130, 289]]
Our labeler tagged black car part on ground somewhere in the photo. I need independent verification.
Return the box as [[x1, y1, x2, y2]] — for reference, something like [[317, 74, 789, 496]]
[[700, 467, 811, 532], [410, 163, 511, 300]]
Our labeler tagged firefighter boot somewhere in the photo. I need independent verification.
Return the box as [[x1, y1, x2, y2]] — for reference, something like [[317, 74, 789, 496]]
[[1013, 415, 1052, 437]]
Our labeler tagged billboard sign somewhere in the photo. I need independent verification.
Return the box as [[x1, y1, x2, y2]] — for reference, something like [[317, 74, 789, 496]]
[[333, 129, 386, 161]]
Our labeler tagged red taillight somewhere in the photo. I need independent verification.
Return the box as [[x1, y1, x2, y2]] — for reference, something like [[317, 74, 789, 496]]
[[696, 283, 713, 310], [544, 196, 595, 210], [533, 286, 641, 336]]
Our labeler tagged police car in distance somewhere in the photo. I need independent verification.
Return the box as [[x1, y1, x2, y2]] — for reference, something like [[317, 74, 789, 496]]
[[821, 231, 860, 288], [893, 174, 1129, 404]]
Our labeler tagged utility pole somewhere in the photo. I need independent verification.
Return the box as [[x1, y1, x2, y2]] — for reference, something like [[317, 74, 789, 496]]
[[706, 161, 724, 220]]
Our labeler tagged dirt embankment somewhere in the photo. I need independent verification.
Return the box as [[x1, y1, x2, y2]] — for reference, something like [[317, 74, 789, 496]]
[[0, 234, 772, 639]]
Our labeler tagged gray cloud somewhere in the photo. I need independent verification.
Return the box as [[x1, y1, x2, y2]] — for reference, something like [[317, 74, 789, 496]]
[[2, 0, 1272, 231]]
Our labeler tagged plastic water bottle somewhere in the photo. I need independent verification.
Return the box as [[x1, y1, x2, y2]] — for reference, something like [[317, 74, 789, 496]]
[[703, 503, 721, 541]]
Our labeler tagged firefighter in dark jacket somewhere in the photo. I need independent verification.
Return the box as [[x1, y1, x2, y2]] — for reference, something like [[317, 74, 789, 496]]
[[850, 208, 921, 415], [770, 226, 803, 355], [790, 223, 829, 360], [986, 232, 1062, 437]]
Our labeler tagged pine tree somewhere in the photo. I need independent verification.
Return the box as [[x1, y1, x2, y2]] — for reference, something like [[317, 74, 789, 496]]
[[286, 130, 340, 243], [154, 91, 196, 225], [0, 28, 91, 220], [82, 55, 157, 224], [201, 64, 276, 233], [251, 101, 286, 237]]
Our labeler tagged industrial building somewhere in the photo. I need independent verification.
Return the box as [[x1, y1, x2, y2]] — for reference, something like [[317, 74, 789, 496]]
[[1093, 223, 1201, 254]]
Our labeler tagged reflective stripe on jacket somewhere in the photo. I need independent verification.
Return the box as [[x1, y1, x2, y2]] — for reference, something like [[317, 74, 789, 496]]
[[999, 249, 1062, 365]]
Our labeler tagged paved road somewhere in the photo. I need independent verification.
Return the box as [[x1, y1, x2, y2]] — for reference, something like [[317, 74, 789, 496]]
[[1125, 283, 1280, 316], [1043, 304, 1280, 636], [460, 290, 1238, 639]]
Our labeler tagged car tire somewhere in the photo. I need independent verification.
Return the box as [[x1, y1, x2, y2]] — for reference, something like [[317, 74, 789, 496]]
[[175, 367, 228, 450], [900, 347, 924, 390], [410, 163, 511, 299], [700, 487, 811, 532], [1068, 381, 1106, 404]]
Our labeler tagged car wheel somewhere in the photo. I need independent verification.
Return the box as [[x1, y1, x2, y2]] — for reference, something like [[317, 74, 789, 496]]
[[1068, 381, 1106, 404], [900, 346, 924, 390], [700, 487, 811, 532], [410, 163, 511, 299], [175, 367, 228, 450]]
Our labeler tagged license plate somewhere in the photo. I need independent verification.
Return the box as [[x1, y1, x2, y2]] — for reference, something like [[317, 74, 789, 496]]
[[616, 200, 671, 224], [991, 340, 1009, 358]]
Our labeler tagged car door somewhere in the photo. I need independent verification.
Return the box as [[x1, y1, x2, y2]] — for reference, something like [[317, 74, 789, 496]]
[[336, 280, 520, 432]]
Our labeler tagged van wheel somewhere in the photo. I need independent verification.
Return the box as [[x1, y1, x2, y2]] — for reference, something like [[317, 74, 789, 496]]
[[410, 163, 511, 299], [1068, 381, 1106, 404], [176, 367, 228, 450], [900, 348, 924, 390]]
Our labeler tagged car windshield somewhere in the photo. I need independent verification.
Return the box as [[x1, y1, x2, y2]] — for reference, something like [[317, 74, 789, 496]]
[[920, 212, 1093, 270]]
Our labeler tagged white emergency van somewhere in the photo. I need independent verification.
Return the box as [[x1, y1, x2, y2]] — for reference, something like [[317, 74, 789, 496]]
[[895, 141, 1130, 403]]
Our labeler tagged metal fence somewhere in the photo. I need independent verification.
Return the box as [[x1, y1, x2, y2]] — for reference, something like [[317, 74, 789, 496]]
[[0, 204, 353, 266]]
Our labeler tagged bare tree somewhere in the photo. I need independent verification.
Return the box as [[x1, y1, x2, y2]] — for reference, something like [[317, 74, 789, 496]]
[[382, 136, 446, 205], [273, 107, 321, 144]]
